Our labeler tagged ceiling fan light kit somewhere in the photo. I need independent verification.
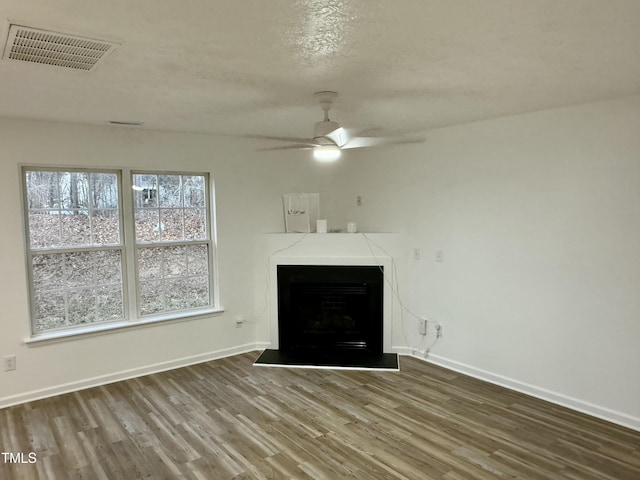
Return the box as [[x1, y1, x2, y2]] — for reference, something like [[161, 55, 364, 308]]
[[313, 144, 341, 162]]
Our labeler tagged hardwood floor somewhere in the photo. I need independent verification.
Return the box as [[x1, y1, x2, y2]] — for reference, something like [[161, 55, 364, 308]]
[[1, 353, 639, 479]]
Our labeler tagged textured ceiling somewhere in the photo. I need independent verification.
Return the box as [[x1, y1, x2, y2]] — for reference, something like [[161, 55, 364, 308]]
[[0, 0, 639, 139]]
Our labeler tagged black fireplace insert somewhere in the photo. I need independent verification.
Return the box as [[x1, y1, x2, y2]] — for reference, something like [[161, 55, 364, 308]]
[[277, 265, 383, 354]]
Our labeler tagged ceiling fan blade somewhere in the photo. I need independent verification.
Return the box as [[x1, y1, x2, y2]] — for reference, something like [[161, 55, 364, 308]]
[[242, 134, 317, 146], [324, 127, 350, 147], [256, 144, 315, 152], [341, 136, 425, 150], [341, 137, 388, 149], [392, 137, 426, 145], [352, 127, 384, 138]]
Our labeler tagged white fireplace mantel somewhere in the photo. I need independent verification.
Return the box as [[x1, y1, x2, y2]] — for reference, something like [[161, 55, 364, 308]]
[[254, 233, 407, 353]]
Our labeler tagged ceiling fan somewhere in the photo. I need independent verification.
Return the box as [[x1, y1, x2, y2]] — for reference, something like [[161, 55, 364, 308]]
[[251, 91, 424, 162]]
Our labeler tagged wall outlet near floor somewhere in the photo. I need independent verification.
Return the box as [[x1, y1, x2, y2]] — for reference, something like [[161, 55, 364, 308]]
[[413, 248, 421, 260], [4, 355, 16, 371], [357, 195, 362, 206], [419, 320, 427, 335], [234, 315, 244, 328], [435, 324, 442, 338], [435, 250, 444, 263]]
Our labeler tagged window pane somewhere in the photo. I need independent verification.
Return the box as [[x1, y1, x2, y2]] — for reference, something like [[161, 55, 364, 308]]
[[133, 173, 208, 245], [163, 245, 186, 278], [138, 247, 162, 281], [94, 250, 123, 284], [165, 278, 191, 311], [187, 276, 209, 308], [33, 290, 66, 332], [65, 251, 95, 287], [30, 250, 124, 332], [59, 172, 90, 210], [158, 175, 182, 207], [149, 277, 207, 311], [135, 208, 160, 242], [140, 281, 164, 315], [91, 210, 120, 244], [68, 288, 97, 326], [28, 213, 61, 248], [32, 254, 65, 289], [61, 210, 91, 246], [163, 277, 208, 311], [137, 244, 211, 316], [184, 176, 205, 207], [25, 171, 58, 209], [132, 174, 158, 208], [90, 173, 119, 209], [187, 245, 208, 275], [96, 285, 124, 320], [185, 209, 206, 240], [26, 170, 120, 249], [159, 209, 184, 241]]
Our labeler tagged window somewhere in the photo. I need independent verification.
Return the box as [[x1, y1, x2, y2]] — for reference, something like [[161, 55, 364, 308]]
[[132, 173, 211, 315], [22, 167, 217, 337]]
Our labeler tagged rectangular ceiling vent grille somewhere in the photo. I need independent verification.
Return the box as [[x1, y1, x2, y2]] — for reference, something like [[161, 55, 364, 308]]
[[2, 25, 118, 71]]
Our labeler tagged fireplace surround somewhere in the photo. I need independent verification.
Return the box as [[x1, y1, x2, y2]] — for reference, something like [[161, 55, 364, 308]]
[[255, 233, 403, 356]]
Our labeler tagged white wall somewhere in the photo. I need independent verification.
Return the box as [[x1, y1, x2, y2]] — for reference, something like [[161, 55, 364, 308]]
[[0, 118, 345, 405], [332, 96, 640, 429]]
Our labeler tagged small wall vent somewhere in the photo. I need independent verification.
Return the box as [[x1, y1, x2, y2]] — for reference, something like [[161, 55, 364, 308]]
[[2, 25, 118, 71]]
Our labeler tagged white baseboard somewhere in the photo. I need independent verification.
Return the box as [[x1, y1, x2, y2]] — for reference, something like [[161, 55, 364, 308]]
[[407, 352, 640, 432], [392, 346, 415, 356], [0, 343, 259, 409]]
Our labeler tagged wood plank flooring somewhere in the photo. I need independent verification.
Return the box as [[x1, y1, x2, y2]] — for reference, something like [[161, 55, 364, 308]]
[[1, 353, 639, 479]]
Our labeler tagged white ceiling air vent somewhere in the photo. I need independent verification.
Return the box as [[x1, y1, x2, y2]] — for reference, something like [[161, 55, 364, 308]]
[[2, 25, 118, 71]]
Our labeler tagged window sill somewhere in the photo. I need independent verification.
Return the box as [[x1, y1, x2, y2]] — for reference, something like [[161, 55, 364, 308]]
[[24, 307, 225, 346]]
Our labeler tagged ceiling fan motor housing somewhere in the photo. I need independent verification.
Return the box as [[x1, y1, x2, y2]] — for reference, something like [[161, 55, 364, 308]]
[[313, 120, 340, 143]]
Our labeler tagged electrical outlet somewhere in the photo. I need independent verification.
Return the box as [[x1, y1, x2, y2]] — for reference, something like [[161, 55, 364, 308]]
[[357, 195, 362, 206], [435, 324, 442, 338], [419, 320, 427, 335], [234, 315, 244, 328], [4, 355, 16, 371], [435, 249, 444, 263], [413, 248, 421, 260]]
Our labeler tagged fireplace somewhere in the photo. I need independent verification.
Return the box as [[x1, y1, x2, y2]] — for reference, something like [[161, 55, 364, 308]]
[[277, 265, 383, 354]]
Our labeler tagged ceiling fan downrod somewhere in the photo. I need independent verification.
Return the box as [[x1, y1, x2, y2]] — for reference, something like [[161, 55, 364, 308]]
[[314, 91, 338, 122]]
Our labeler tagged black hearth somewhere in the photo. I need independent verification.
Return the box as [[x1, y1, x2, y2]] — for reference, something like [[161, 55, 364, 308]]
[[277, 265, 383, 354]]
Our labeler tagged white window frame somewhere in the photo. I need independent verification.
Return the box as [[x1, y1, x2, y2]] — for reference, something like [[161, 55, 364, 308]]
[[21, 166, 222, 344]]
